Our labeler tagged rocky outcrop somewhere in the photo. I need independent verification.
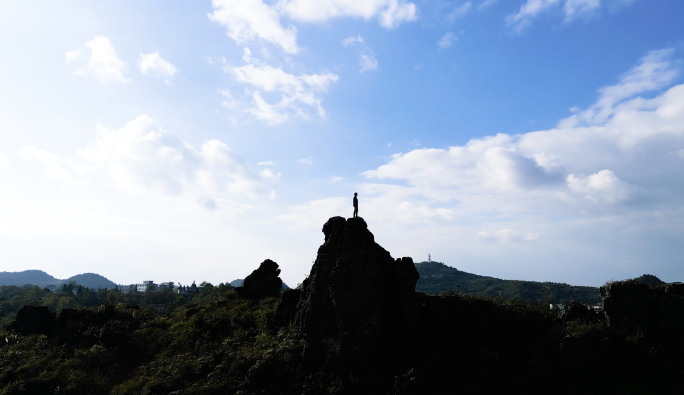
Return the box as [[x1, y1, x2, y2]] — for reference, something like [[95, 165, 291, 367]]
[[601, 281, 684, 338], [294, 216, 420, 382], [7, 306, 56, 335], [560, 300, 600, 323], [236, 259, 283, 299]]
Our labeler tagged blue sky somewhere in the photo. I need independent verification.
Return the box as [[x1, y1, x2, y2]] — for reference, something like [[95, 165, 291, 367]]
[[1, 0, 683, 287]]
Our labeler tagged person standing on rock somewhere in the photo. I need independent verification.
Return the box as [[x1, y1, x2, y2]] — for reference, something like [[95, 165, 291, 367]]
[[353, 192, 359, 218]]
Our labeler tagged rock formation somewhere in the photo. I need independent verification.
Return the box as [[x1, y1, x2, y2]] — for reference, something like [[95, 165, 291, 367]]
[[235, 259, 283, 299], [601, 281, 684, 339], [294, 216, 420, 381], [7, 306, 56, 335]]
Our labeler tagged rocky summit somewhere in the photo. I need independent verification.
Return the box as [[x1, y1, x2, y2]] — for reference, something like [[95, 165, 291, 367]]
[[294, 217, 419, 374]]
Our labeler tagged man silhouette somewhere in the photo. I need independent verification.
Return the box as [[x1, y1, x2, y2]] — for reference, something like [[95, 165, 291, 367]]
[[353, 192, 358, 218]]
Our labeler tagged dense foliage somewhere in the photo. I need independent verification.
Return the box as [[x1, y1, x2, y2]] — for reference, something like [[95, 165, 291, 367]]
[[0, 282, 233, 330], [2, 289, 682, 394], [0, 291, 305, 394], [416, 261, 602, 304]]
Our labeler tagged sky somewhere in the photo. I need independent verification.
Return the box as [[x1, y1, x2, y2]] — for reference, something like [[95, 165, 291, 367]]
[[1, 0, 684, 288]]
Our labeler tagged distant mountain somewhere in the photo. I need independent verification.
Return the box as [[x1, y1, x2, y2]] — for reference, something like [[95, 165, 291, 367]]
[[0, 270, 116, 290], [0, 270, 59, 287], [415, 261, 603, 305], [65, 273, 117, 289]]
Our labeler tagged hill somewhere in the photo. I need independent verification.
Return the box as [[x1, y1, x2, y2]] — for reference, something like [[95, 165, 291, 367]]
[[0, 270, 116, 290], [65, 273, 116, 289], [0, 270, 59, 287], [415, 261, 603, 304]]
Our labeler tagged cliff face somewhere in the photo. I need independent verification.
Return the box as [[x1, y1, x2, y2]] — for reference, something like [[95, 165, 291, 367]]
[[295, 216, 419, 375]]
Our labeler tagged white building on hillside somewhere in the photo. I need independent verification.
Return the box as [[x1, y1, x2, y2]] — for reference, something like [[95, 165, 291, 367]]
[[137, 281, 155, 293]]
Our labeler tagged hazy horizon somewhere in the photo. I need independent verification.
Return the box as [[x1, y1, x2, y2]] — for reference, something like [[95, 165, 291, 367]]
[[1, 1, 683, 288]]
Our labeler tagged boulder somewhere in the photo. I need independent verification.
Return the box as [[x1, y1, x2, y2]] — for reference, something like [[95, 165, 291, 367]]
[[236, 259, 283, 299], [7, 305, 56, 335], [295, 216, 420, 381]]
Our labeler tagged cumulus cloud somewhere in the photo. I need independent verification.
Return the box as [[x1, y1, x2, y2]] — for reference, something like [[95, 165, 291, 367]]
[[22, 115, 278, 209], [227, 64, 338, 124], [209, 0, 299, 54], [360, 55, 379, 73], [298, 157, 314, 164], [138, 52, 179, 79], [208, 0, 416, 54], [67, 36, 129, 84], [277, 0, 417, 29], [360, 48, 684, 216], [438, 32, 457, 49], [566, 170, 632, 203], [282, 48, 684, 256]]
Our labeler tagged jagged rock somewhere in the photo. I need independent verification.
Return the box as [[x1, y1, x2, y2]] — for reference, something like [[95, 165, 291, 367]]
[[7, 305, 56, 335], [560, 300, 599, 323], [295, 216, 420, 379], [236, 259, 283, 299]]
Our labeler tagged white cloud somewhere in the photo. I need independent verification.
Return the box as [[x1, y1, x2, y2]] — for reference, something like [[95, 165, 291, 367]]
[[277, 0, 417, 29], [283, 49, 684, 268], [559, 48, 677, 128], [22, 115, 277, 209], [342, 35, 364, 47], [477, 0, 498, 12], [360, 49, 684, 213], [228, 64, 338, 123], [331, 176, 343, 183], [506, 0, 638, 30], [0, 153, 8, 168], [506, 0, 561, 32], [258, 161, 274, 165], [208, 0, 299, 54], [563, 0, 601, 21], [566, 170, 632, 203], [360, 55, 379, 72], [68, 36, 129, 84], [476, 229, 539, 243], [448, 2, 472, 21], [138, 52, 179, 78], [65, 49, 81, 64], [438, 32, 457, 49], [298, 157, 313, 164]]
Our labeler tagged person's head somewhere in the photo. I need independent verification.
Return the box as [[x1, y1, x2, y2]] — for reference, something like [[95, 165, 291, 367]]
[[354, 192, 357, 196]]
